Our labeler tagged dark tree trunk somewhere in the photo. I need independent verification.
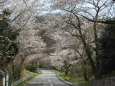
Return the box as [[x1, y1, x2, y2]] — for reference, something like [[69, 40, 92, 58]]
[[83, 71, 89, 81], [65, 70, 68, 76]]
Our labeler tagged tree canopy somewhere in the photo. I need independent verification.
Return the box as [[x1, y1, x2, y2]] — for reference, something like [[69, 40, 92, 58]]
[[0, 12, 19, 69]]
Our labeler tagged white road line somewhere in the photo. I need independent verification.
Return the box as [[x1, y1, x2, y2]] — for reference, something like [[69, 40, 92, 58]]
[[49, 80, 51, 82], [50, 84, 53, 86]]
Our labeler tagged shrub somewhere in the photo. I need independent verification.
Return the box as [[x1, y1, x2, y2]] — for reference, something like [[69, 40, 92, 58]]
[[25, 64, 38, 73]]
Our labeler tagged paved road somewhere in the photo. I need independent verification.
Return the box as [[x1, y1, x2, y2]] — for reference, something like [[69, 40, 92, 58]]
[[26, 70, 75, 86]]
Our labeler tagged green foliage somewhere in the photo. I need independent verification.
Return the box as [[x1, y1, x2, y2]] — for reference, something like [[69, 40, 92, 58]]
[[59, 72, 86, 83], [25, 63, 39, 73], [0, 13, 19, 69], [59, 72, 70, 80], [3, 8, 11, 16], [98, 22, 115, 77]]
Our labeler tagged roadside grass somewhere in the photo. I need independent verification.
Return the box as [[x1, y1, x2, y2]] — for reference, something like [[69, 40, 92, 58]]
[[58, 72, 86, 84], [17, 69, 38, 86], [59, 72, 115, 86], [21, 69, 38, 78]]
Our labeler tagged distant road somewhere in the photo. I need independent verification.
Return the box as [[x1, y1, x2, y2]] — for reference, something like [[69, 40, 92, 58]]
[[26, 70, 76, 86]]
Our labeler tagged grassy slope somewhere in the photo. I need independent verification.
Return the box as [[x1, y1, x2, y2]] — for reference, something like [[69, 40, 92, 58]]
[[58, 72, 86, 84]]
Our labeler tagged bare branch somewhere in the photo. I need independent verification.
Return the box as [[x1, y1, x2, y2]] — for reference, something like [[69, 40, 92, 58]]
[[12, 10, 26, 22], [78, 14, 115, 24]]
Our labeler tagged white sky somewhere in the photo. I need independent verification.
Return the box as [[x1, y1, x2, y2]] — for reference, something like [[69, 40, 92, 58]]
[[0, 0, 114, 17]]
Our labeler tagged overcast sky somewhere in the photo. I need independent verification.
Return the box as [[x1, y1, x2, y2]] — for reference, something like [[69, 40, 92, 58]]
[[0, 0, 114, 17]]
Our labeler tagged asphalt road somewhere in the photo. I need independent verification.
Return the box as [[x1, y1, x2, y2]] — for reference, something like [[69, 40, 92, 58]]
[[26, 70, 75, 86]]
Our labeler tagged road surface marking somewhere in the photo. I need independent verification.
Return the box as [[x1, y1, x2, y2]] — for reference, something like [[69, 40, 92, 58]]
[[50, 84, 53, 86], [49, 80, 51, 82]]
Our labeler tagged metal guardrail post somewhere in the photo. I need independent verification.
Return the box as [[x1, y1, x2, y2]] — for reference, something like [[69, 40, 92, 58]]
[[3, 76, 6, 86], [6, 72, 9, 86], [0, 70, 6, 86]]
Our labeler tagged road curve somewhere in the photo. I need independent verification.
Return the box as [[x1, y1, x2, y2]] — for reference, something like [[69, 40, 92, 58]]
[[26, 70, 76, 86]]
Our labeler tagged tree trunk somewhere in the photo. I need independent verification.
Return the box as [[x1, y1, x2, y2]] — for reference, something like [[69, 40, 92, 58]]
[[79, 29, 98, 79], [81, 62, 89, 81], [93, 21, 102, 79], [65, 70, 68, 76], [80, 32, 97, 78], [83, 70, 89, 81], [11, 60, 17, 79], [65, 66, 70, 76]]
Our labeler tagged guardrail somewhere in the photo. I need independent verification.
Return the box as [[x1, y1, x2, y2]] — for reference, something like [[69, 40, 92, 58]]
[[11, 75, 33, 86]]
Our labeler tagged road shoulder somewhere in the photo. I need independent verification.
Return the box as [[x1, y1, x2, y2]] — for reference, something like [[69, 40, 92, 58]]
[[55, 71, 79, 86]]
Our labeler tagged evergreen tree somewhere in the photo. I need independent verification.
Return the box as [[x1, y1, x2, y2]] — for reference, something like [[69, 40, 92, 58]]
[[0, 11, 19, 69], [99, 22, 115, 77]]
